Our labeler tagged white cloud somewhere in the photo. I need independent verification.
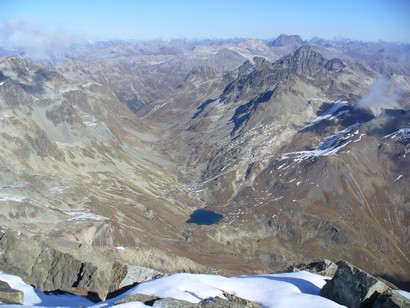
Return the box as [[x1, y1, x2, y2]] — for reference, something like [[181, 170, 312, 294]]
[[358, 77, 402, 112], [0, 16, 88, 59]]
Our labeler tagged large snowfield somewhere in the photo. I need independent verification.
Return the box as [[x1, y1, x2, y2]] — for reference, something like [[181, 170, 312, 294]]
[[1, 271, 347, 307]]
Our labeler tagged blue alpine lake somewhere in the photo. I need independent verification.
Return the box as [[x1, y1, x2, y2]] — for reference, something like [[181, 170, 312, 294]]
[[186, 209, 223, 225]]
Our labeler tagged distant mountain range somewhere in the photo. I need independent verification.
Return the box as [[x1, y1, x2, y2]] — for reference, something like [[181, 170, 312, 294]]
[[0, 34, 409, 298]]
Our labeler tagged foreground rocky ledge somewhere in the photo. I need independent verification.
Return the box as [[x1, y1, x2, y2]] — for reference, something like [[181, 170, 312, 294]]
[[0, 229, 163, 300], [1, 228, 409, 307], [319, 260, 410, 308]]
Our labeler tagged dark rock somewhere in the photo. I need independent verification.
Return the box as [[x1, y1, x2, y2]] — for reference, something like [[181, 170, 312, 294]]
[[0, 280, 24, 305], [320, 261, 390, 308], [373, 291, 410, 308]]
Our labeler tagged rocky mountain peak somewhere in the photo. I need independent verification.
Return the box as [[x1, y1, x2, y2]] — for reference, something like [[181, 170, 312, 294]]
[[293, 44, 319, 58], [270, 45, 350, 84], [270, 34, 304, 47]]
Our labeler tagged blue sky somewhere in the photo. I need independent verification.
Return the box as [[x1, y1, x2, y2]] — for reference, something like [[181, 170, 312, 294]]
[[0, 0, 409, 45]]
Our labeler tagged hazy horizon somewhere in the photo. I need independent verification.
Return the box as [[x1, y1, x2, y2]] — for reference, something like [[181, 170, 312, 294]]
[[1, 0, 409, 54]]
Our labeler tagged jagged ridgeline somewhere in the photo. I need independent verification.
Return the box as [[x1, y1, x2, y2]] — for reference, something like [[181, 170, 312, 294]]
[[0, 36, 409, 299]]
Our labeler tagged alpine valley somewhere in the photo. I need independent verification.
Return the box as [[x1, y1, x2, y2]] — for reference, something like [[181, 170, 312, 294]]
[[0, 35, 409, 301]]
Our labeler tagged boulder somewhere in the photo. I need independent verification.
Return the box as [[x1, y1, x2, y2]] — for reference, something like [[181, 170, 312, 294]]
[[0, 280, 24, 304], [320, 261, 390, 307]]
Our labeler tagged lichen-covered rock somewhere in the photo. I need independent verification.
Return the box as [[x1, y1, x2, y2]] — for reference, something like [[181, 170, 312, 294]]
[[0, 229, 109, 300], [320, 261, 390, 307], [0, 280, 24, 305]]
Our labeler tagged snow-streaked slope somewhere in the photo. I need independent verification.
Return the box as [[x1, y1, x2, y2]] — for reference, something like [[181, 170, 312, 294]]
[[1, 271, 345, 307], [301, 100, 349, 130], [282, 123, 360, 162], [383, 127, 410, 139]]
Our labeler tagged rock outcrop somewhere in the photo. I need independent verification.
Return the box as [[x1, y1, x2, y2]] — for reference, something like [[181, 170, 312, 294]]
[[108, 261, 164, 297], [320, 261, 410, 308], [115, 293, 159, 305], [0, 229, 109, 300], [115, 291, 262, 307], [287, 259, 338, 277], [0, 280, 24, 305]]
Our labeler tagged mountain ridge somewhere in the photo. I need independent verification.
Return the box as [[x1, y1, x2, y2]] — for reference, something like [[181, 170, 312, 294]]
[[0, 36, 409, 296]]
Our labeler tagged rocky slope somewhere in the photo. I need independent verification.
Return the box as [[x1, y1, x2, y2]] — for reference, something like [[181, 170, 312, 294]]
[[143, 45, 409, 287], [0, 37, 409, 295]]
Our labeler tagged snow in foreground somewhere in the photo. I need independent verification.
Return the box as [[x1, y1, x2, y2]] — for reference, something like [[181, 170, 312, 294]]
[[1, 271, 347, 307]]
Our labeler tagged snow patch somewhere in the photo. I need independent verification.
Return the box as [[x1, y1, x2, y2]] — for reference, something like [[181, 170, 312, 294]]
[[49, 186, 65, 193], [65, 210, 108, 221], [282, 124, 359, 162], [0, 193, 26, 202], [80, 112, 98, 128], [277, 162, 287, 170], [353, 133, 366, 143], [112, 271, 344, 308], [397, 290, 410, 300], [301, 100, 349, 130], [394, 175, 403, 181]]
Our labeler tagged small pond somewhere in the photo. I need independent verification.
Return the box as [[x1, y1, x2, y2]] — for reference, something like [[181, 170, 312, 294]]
[[186, 209, 223, 225]]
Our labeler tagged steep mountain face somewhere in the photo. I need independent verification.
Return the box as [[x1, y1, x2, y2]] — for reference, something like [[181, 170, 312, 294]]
[[145, 45, 409, 285], [0, 38, 409, 294], [155, 46, 376, 189]]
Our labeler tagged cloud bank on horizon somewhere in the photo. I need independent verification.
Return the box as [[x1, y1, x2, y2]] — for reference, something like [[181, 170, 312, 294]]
[[0, 0, 409, 56]]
